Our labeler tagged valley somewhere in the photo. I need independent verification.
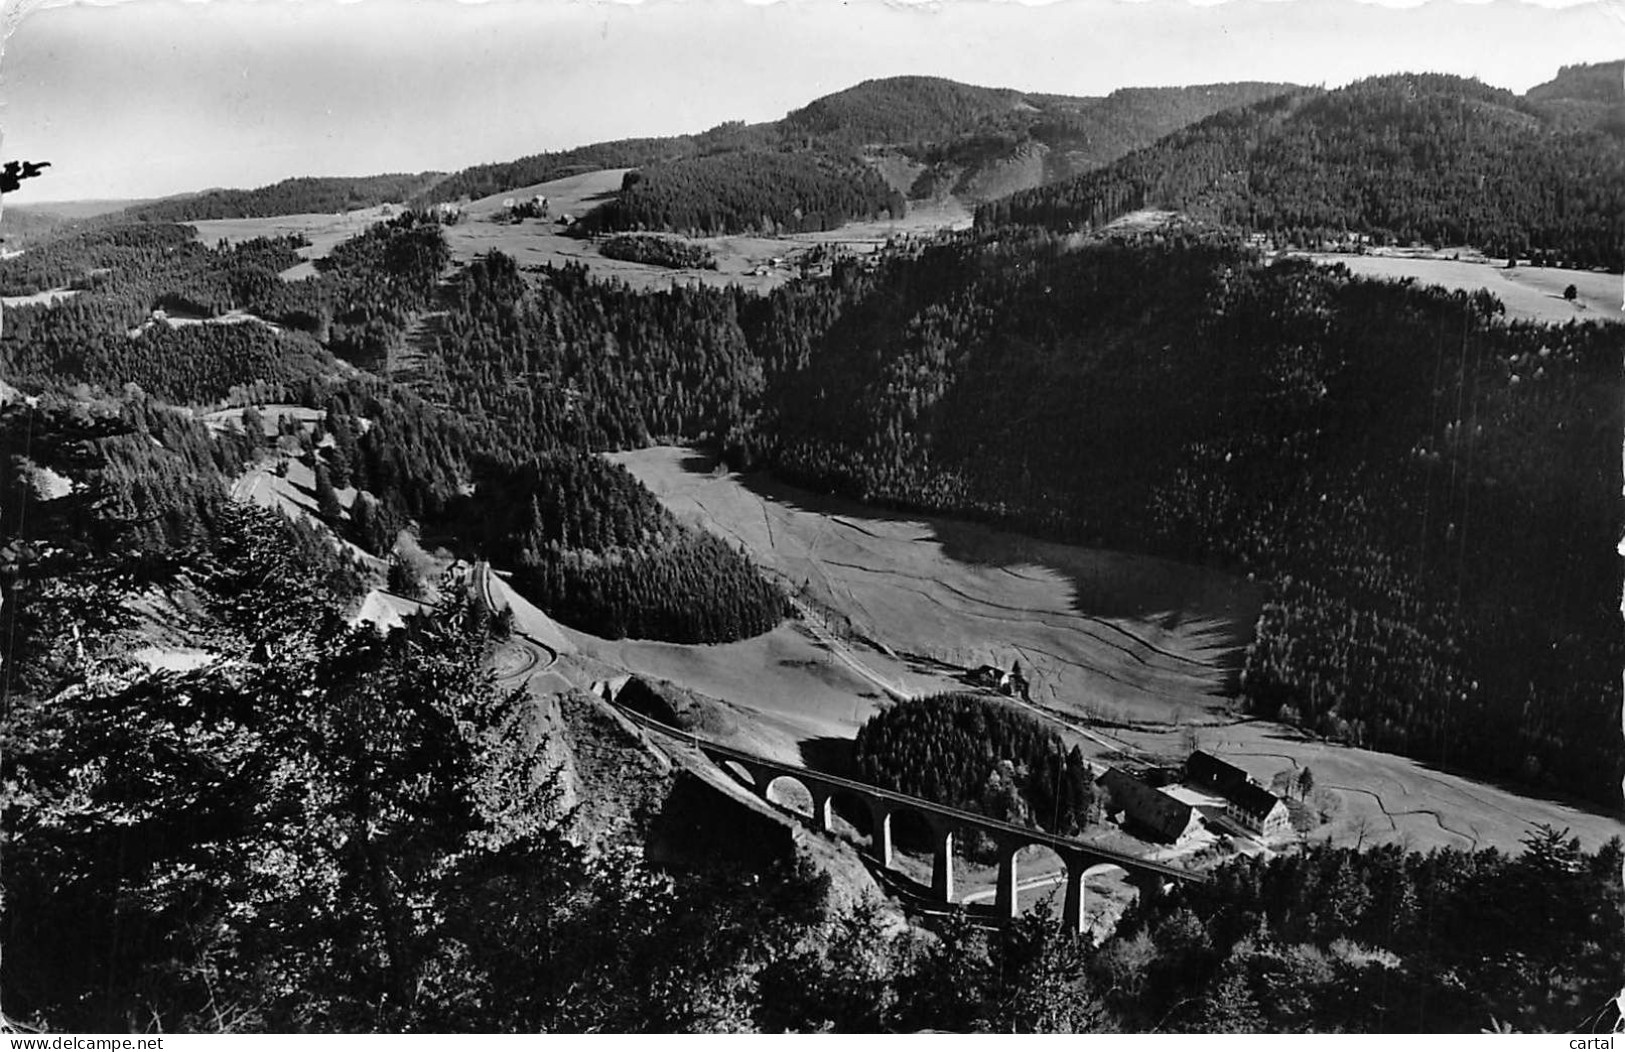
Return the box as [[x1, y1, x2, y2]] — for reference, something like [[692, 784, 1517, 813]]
[[4, 38, 1623, 1034], [607, 446, 1624, 857]]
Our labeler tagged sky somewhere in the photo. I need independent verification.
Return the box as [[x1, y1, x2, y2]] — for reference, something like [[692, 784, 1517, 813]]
[[1, 0, 1622, 203]]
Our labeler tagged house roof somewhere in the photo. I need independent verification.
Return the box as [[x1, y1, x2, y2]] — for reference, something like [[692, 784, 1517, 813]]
[[1227, 780, 1288, 820], [1187, 750, 1285, 819], [1101, 768, 1199, 842], [1187, 750, 1251, 792]]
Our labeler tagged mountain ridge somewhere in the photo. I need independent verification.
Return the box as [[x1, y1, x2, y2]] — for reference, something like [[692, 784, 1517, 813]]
[[981, 67, 1625, 267]]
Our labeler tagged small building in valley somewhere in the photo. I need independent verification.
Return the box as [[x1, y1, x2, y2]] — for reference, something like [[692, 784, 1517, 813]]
[[1100, 767, 1203, 844], [1186, 750, 1291, 839]]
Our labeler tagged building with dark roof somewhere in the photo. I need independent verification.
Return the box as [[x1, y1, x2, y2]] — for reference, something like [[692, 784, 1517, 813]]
[[1100, 768, 1203, 844], [1185, 750, 1292, 839]]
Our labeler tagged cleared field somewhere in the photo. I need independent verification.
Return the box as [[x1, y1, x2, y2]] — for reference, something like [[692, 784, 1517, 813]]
[[444, 169, 973, 293], [180, 169, 972, 293], [614, 446, 1256, 725], [2, 287, 80, 308], [129, 308, 281, 338], [609, 446, 1625, 855], [187, 205, 401, 281], [1300, 252, 1623, 325]]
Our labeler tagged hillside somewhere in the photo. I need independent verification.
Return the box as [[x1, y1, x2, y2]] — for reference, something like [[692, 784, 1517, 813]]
[[779, 76, 1040, 146], [1525, 59, 1625, 133], [408, 76, 1296, 236], [409, 129, 773, 208], [118, 173, 446, 223], [728, 232, 1622, 808], [573, 149, 906, 237], [983, 73, 1625, 268]]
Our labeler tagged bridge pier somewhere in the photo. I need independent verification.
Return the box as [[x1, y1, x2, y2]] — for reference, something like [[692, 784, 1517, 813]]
[[811, 787, 833, 834], [871, 806, 894, 869], [1061, 861, 1087, 935], [933, 828, 956, 904], [995, 844, 1020, 920]]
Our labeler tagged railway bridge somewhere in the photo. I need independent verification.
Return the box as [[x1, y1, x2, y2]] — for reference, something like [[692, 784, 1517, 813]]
[[614, 705, 1204, 932]]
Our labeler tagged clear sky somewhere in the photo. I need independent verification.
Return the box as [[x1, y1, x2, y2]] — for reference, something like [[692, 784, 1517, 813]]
[[2, 0, 1621, 203]]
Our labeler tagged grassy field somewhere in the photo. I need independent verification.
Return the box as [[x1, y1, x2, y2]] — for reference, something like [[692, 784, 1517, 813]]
[[608, 446, 1625, 855], [179, 168, 972, 293], [442, 169, 973, 293], [187, 205, 403, 280], [1, 287, 80, 308], [1300, 251, 1623, 325], [614, 446, 1256, 724]]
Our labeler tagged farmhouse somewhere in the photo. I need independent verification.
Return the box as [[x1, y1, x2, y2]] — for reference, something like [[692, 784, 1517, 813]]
[[1186, 750, 1292, 838], [1100, 768, 1203, 844], [968, 661, 1032, 700]]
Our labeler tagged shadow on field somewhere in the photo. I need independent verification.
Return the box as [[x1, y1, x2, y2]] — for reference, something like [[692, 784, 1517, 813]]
[[679, 449, 1260, 688]]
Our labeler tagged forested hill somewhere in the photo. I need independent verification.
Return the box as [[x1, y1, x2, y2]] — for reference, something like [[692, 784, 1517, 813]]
[[782, 76, 1296, 177], [1527, 59, 1624, 105], [408, 128, 776, 207], [409, 76, 1296, 226], [117, 173, 446, 223], [1524, 59, 1625, 133], [736, 231, 1621, 807], [573, 150, 906, 237], [982, 73, 1625, 268], [778, 76, 1039, 145]]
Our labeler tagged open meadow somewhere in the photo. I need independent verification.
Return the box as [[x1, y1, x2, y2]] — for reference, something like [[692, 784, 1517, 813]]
[[179, 168, 974, 293], [187, 204, 407, 280], [614, 446, 1257, 723], [443, 169, 973, 292], [1301, 251, 1623, 324]]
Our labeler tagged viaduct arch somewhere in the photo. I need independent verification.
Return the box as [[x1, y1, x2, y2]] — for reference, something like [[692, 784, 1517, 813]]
[[615, 705, 1202, 932]]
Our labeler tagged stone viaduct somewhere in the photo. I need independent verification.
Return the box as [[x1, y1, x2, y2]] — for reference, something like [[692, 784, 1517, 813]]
[[615, 705, 1204, 932]]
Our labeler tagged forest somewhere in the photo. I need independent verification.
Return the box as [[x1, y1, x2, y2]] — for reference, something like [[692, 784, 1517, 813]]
[[598, 233, 718, 270], [854, 694, 1097, 846], [409, 75, 1295, 232], [448, 453, 785, 642], [408, 125, 776, 208], [116, 173, 445, 223], [983, 74, 1625, 268], [732, 231, 1622, 806], [574, 150, 906, 237], [5, 431, 1616, 1033], [0, 213, 787, 647], [0, 213, 449, 375], [782, 76, 1296, 187]]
